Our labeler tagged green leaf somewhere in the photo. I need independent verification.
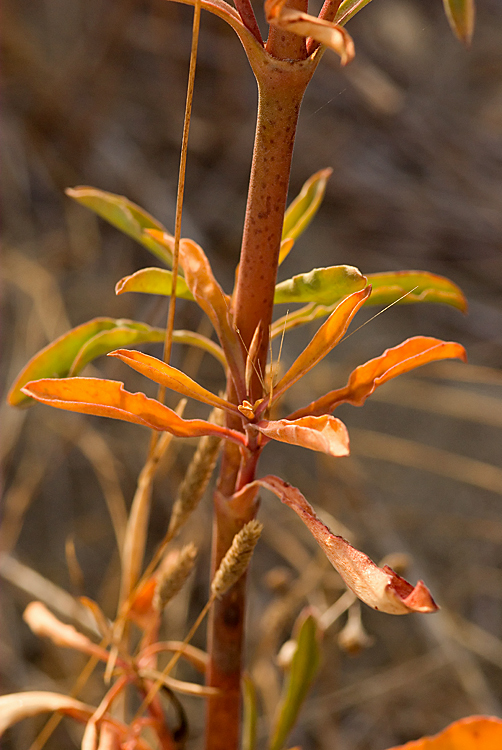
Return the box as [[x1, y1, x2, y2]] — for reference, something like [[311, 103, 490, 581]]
[[274, 265, 367, 305], [242, 674, 258, 750], [268, 613, 321, 750], [442, 0, 475, 46], [280, 168, 332, 264], [8, 318, 225, 407], [271, 270, 466, 339], [8, 318, 120, 406], [69, 323, 166, 375], [116, 267, 193, 299], [334, 0, 373, 26], [66, 187, 174, 266], [366, 271, 467, 312], [73, 326, 226, 373]]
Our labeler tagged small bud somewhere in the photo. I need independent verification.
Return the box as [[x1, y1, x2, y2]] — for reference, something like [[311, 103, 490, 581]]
[[276, 639, 297, 669], [337, 603, 374, 655]]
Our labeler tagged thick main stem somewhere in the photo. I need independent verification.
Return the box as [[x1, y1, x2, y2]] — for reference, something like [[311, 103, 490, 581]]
[[205, 53, 316, 750], [233, 70, 308, 402]]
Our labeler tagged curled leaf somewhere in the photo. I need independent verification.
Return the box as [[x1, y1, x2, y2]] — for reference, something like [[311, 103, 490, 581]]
[[442, 0, 475, 47], [21, 378, 247, 445], [23, 602, 105, 659], [265, 0, 354, 64], [66, 187, 173, 265], [386, 715, 502, 749], [0, 691, 93, 735], [275, 265, 367, 305], [108, 349, 241, 415], [291, 337, 467, 418], [257, 415, 350, 457], [272, 287, 370, 404], [258, 475, 438, 615], [115, 268, 193, 299], [265, 0, 355, 65]]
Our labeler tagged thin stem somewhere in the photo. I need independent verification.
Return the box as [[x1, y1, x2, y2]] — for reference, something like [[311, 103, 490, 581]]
[[161, 0, 201, 383], [233, 0, 263, 46]]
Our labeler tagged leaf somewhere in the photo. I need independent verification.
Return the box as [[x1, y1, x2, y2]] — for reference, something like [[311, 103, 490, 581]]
[[147, 232, 246, 398], [242, 674, 258, 750], [442, 0, 475, 46], [258, 475, 439, 615], [109, 349, 241, 415], [274, 265, 367, 305], [280, 168, 333, 262], [21, 378, 247, 445], [334, 0, 373, 26], [271, 271, 467, 339], [264, 1, 355, 65], [66, 187, 173, 266], [8, 319, 227, 407], [0, 691, 93, 735], [24, 602, 102, 656], [268, 614, 321, 750], [8, 318, 122, 406], [115, 267, 193, 299], [71, 325, 227, 374], [290, 337, 467, 418], [366, 271, 467, 312], [68, 323, 166, 375], [278, 238, 295, 266], [257, 415, 350, 457], [385, 715, 502, 749], [272, 287, 370, 404]]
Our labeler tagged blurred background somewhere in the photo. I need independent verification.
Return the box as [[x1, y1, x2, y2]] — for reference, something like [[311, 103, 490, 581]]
[[2, 0, 502, 747]]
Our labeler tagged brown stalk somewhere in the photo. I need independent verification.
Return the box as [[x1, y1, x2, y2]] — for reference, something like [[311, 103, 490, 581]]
[[205, 10, 318, 747]]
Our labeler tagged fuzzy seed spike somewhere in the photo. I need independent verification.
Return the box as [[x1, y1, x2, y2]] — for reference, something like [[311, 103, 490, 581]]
[[211, 520, 263, 599]]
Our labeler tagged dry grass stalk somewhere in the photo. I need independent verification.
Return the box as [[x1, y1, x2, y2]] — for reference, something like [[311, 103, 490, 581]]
[[154, 543, 198, 611], [211, 520, 263, 599]]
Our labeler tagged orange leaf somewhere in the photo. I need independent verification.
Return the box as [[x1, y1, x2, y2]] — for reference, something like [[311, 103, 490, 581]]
[[21, 378, 246, 446], [147, 232, 246, 398], [385, 715, 502, 749], [272, 287, 370, 404], [108, 349, 241, 416], [265, 0, 354, 65], [257, 415, 349, 457], [258, 475, 438, 615], [291, 337, 467, 419]]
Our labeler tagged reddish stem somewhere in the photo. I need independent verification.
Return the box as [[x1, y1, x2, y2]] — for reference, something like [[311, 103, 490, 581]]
[[205, 40, 318, 749], [233, 65, 313, 402], [234, 0, 264, 46]]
